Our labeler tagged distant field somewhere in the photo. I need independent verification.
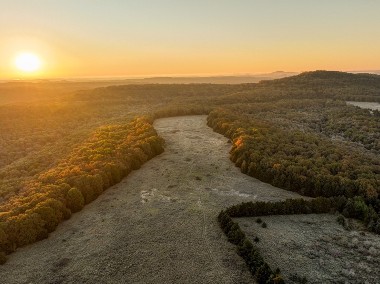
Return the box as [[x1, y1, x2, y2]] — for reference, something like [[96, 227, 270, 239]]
[[347, 101, 380, 111]]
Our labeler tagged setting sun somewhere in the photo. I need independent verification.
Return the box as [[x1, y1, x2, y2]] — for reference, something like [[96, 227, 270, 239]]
[[14, 52, 42, 73]]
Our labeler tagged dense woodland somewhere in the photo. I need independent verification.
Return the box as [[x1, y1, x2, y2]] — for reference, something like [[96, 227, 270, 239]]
[[207, 105, 380, 233], [207, 96, 380, 282], [242, 71, 380, 103], [1, 71, 380, 267], [0, 116, 164, 262]]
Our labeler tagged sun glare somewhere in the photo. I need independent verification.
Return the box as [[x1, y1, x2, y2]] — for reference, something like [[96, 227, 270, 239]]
[[14, 52, 42, 73]]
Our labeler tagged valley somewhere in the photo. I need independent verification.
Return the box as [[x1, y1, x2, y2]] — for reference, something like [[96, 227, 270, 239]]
[[1, 116, 379, 283], [0, 116, 299, 284]]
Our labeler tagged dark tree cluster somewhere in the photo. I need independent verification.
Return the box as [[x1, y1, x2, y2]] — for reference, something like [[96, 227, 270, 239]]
[[218, 211, 284, 284], [224, 196, 348, 218], [225, 197, 344, 218], [219, 196, 379, 283]]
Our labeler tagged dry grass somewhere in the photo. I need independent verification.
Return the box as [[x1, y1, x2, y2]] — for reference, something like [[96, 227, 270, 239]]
[[238, 214, 380, 284]]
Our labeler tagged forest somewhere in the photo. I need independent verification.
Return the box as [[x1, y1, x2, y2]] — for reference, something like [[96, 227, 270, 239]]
[[1, 71, 380, 273], [207, 104, 380, 233], [0, 116, 164, 263]]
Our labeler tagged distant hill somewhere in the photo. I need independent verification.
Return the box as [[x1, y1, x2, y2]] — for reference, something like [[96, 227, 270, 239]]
[[2, 70, 380, 105], [124, 71, 298, 84], [230, 71, 380, 103], [0, 72, 298, 105], [271, 70, 380, 84]]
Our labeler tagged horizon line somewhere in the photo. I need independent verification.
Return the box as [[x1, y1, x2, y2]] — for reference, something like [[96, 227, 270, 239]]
[[2, 69, 380, 82]]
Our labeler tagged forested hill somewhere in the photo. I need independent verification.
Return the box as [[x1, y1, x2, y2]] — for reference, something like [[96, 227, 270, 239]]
[[266, 70, 380, 87], [73, 84, 252, 102], [228, 71, 380, 103]]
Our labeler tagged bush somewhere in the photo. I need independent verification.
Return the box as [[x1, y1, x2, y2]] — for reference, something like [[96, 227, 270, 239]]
[[261, 222, 267, 228], [256, 218, 262, 224], [368, 219, 380, 234], [290, 273, 308, 283], [0, 252, 6, 265], [256, 263, 273, 284], [336, 215, 346, 226], [237, 239, 254, 259], [250, 251, 264, 275], [343, 196, 369, 220], [273, 275, 285, 284], [66, 187, 85, 213], [227, 224, 245, 245]]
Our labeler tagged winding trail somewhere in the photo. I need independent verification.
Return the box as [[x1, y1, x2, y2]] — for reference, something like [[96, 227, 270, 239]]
[[0, 116, 301, 284]]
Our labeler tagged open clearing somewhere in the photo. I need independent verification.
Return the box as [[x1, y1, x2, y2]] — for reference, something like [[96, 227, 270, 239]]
[[0, 116, 379, 283], [346, 101, 380, 111], [238, 215, 380, 284]]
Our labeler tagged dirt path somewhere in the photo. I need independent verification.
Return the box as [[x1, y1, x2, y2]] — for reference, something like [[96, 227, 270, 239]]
[[0, 115, 301, 284]]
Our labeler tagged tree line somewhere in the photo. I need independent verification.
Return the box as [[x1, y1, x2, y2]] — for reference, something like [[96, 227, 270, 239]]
[[0, 117, 164, 264], [219, 195, 379, 283], [218, 210, 284, 283], [207, 108, 380, 235]]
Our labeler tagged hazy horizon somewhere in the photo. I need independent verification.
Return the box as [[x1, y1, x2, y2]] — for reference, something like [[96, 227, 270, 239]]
[[2, 69, 380, 83], [1, 1, 380, 80]]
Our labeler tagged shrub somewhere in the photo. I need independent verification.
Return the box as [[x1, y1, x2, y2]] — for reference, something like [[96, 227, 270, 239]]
[[66, 187, 85, 213], [273, 275, 285, 284], [290, 273, 308, 283], [227, 224, 245, 245], [261, 222, 267, 228], [256, 263, 273, 284], [343, 196, 369, 220], [0, 252, 6, 265], [368, 219, 380, 234], [250, 251, 264, 274], [336, 215, 346, 226], [237, 239, 254, 259]]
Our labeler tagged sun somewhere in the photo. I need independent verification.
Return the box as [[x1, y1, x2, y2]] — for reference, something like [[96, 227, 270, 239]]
[[14, 52, 42, 73]]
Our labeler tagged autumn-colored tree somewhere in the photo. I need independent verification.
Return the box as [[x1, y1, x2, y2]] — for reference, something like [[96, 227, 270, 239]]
[[66, 187, 85, 213]]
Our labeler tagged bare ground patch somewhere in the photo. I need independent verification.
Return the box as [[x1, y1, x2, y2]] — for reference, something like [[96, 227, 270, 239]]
[[237, 214, 380, 284]]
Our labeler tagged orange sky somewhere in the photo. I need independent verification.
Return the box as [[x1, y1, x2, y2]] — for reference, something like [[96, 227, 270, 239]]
[[1, 1, 380, 79]]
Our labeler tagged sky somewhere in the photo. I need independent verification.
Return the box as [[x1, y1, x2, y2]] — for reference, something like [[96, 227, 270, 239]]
[[1, 0, 380, 79]]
